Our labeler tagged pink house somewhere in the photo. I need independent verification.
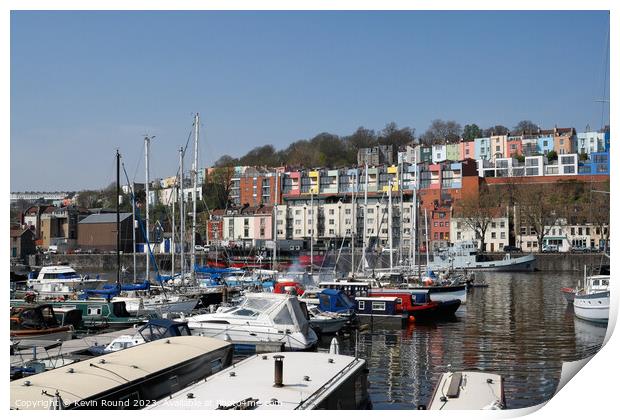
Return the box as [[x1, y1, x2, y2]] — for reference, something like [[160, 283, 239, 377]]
[[506, 139, 523, 158], [459, 141, 475, 160]]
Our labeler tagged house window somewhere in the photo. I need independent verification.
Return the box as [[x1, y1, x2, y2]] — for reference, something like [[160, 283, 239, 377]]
[[372, 302, 386, 311]]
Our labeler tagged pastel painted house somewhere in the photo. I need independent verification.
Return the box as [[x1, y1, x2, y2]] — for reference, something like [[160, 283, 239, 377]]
[[459, 141, 475, 160], [432, 144, 447, 163], [474, 137, 491, 161], [446, 143, 460, 161]]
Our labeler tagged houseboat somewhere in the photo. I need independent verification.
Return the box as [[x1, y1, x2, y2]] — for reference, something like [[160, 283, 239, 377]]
[[10, 336, 233, 410], [146, 352, 371, 410], [427, 371, 505, 410], [367, 289, 462, 321], [355, 296, 409, 327], [179, 293, 318, 351]]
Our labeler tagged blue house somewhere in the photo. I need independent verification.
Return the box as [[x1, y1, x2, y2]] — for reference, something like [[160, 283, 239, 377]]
[[537, 136, 554, 156], [474, 137, 491, 161]]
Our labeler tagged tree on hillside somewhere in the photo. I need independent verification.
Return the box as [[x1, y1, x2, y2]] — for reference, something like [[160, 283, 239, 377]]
[[76, 190, 102, 209], [453, 186, 503, 252], [515, 182, 566, 252], [239, 145, 281, 167], [378, 122, 416, 148], [482, 125, 509, 137], [203, 166, 236, 210], [513, 120, 539, 134], [462, 124, 483, 141], [421, 119, 462, 145], [214, 155, 239, 167]]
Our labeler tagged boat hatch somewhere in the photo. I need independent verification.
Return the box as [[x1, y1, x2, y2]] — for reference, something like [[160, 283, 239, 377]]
[[446, 373, 462, 398]]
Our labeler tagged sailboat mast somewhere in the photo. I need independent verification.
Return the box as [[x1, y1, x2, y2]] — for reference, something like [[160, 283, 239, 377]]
[[272, 170, 279, 270], [351, 170, 357, 275], [131, 181, 137, 283], [398, 162, 404, 266], [191, 113, 199, 282], [172, 183, 176, 276], [179, 147, 185, 281], [116, 149, 121, 286], [388, 179, 393, 272], [310, 191, 314, 275], [144, 136, 151, 282], [424, 208, 430, 267], [362, 164, 368, 273]]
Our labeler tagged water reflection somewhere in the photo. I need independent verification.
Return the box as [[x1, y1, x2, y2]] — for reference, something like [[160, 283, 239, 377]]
[[318, 272, 606, 409]]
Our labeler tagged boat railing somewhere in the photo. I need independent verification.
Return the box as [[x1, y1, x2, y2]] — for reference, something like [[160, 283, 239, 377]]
[[296, 357, 364, 409]]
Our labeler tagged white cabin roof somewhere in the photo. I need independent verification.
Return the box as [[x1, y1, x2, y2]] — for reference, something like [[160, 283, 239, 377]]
[[429, 371, 504, 410], [10, 336, 230, 410], [355, 296, 399, 302], [147, 352, 366, 410]]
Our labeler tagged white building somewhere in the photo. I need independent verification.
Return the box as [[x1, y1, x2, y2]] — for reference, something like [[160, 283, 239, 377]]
[[450, 215, 510, 252], [518, 221, 609, 252], [576, 131, 606, 155], [431, 144, 447, 163]]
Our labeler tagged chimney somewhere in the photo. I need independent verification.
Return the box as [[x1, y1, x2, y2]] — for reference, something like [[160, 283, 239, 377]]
[[273, 355, 285, 387]]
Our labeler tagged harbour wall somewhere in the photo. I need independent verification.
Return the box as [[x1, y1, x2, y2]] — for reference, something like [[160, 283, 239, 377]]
[[26, 251, 608, 273]]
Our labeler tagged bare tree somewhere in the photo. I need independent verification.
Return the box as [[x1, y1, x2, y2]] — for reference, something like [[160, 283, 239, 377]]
[[453, 187, 502, 252], [515, 183, 566, 252], [421, 119, 462, 145], [513, 120, 539, 135]]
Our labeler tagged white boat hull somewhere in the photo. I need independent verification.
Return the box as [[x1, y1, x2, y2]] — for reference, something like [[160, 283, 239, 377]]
[[574, 291, 609, 323], [429, 371, 505, 410], [309, 317, 348, 334], [188, 323, 317, 351]]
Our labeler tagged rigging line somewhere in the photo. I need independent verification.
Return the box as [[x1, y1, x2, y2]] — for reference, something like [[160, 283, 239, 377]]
[[132, 141, 145, 184], [599, 25, 610, 129]]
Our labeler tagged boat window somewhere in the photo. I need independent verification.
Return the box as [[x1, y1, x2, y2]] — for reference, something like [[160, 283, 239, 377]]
[[593, 280, 599, 286], [243, 297, 274, 312], [372, 302, 386, 311], [273, 305, 294, 326], [232, 308, 260, 318], [112, 302, 132, 317], [211, 358, 223, 374], [358, 300, 365, 310], [87, 306, 103, 316], [602, 279, 609, 286], [289, 301, 308, 328], [319, 294, 331, 309]]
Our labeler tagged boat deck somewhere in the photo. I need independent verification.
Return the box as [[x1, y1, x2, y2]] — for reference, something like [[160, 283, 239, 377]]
[[10, 327, 139, 367]]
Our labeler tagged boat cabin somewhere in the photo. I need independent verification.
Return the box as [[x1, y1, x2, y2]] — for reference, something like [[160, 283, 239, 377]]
[[316, 289, 356, 314], [137, 319, 191, 341], [368, 289, 432, 313], [10, 304, 61, 331], [355, 297, 400, 317], [273, 281, 304, 296], [318, 281, 370, 297]]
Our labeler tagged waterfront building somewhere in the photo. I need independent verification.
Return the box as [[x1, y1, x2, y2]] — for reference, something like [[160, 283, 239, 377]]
[[450, 214, 510, 253], [506, 135, 523, 158], [22, 205, 54, 240], [579, 151, 610, 175], [77, 212, 138, 253], [537, 135, 554, 156], [10, 227, 36, 261], [39, 205, 90, 251], [576, 130, 607, 155], [221, 205, 273, 247], [521, 136, 539, 156], [518, 221, 609, 252]]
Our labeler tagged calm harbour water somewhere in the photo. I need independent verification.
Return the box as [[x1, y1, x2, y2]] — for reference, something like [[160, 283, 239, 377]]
[[318, 272, 607, 410]]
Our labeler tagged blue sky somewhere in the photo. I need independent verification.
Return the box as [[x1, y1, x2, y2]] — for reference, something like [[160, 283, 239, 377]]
[[10, 10, 610, 191]]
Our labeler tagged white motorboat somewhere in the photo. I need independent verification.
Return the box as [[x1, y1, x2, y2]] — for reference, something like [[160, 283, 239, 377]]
[[428, 371, 505, 410], [179, 293, 318, 351], [26, 265, 105, 296], [574, 274, 610, 324], [429, 241, 536, 272]]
